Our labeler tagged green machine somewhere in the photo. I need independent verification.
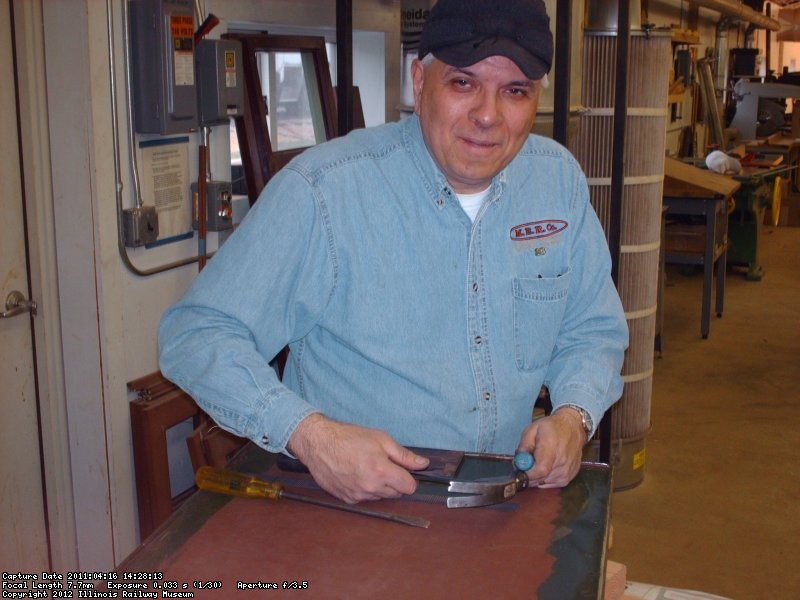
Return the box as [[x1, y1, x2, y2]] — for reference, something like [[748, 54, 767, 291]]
[[727, 165, 789, 281]]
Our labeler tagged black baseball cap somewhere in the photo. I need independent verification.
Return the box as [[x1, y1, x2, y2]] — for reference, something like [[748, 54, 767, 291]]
[[418, 0, 553, 80]]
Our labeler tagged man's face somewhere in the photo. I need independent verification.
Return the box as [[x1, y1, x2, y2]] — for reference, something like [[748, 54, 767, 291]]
[[412, 55, 541, 194]]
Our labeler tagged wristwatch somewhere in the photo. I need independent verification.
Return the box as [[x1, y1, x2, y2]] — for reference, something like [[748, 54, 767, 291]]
[[556, 404, 594, 442]]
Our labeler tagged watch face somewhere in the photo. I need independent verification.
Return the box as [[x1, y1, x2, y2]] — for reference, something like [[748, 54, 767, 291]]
[[576, 408, 592, 435]]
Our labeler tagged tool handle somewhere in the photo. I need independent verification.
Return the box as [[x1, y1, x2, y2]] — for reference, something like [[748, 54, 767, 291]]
[[514, 451, 535, 472], [195, 466, 284, 501]]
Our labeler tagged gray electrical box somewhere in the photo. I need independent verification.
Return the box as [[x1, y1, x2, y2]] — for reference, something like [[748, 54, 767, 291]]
[[122, 206, 159, 247], [192, 180, 234, 231], [196, 39, 245, 126], [129, 0, 198, 134]]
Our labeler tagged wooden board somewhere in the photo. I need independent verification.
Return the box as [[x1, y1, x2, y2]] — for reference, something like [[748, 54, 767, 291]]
[[663, 157, 741, 198]]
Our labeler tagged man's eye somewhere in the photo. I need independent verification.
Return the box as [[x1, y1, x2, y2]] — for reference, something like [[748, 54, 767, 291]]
[[508, 87, 529, 97]]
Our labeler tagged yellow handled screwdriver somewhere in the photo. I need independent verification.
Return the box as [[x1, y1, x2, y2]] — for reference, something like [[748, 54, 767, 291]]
[[195, 465, 430, 529]]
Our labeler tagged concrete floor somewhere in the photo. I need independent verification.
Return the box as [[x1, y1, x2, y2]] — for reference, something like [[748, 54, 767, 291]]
[[606, 224, 800, 599]]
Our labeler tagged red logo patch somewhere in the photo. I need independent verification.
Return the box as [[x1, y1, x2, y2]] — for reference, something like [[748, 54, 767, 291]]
[[510, 220, 568, 241]]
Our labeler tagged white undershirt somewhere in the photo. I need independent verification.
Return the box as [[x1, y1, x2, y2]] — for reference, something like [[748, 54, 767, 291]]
[[456, 187, 491, 222]]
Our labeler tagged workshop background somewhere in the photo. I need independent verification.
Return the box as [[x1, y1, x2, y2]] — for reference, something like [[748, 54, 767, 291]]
[[2, 1, 798, 598]]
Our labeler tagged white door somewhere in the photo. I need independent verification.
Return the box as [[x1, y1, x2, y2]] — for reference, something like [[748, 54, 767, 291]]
[[0, 0, 49, 571]]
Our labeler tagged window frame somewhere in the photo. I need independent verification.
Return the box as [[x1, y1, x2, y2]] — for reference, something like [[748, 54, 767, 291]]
[[224, 33, 338, 204]]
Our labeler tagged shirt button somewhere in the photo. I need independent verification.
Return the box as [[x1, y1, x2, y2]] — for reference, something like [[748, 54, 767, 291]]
[[472, 282, 479, 292], [474, 335, 482, 345], [436, 197, 445, 206], [483, 392, 491, 401], [261, 435, 269, 445]]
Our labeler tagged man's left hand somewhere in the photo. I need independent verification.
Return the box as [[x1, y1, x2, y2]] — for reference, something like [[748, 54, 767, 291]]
[[516, 408, 588, 488]]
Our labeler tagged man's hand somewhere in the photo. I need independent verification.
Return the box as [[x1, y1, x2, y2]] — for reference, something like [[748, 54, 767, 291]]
[[286, 413, 430, 504], [516, 408, 588, 488]]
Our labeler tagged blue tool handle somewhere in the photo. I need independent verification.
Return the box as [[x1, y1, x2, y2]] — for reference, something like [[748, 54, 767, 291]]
[[514, 451, 535, 472]]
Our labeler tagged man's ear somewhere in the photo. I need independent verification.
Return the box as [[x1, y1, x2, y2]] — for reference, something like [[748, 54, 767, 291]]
[[411, 59, 425, 113]]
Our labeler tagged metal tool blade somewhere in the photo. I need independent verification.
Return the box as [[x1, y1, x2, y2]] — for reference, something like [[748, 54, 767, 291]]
[[281, 490, 430, 528], [444, 480, 515, 508], [443, 472, 529, 508]]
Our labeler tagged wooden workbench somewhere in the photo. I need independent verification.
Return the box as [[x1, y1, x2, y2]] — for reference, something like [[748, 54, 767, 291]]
[[119, 445, 613, 599], [663, 157, 741, 339]]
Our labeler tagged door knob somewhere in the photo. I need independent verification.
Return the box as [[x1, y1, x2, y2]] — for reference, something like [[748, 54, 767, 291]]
[[1, 290, 38, 319]]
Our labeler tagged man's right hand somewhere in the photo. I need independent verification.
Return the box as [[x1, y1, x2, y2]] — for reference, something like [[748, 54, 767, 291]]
[[286, 413, 430, 504]]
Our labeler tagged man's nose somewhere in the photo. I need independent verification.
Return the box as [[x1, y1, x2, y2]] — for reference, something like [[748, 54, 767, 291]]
[[469, 90, 501, 127]]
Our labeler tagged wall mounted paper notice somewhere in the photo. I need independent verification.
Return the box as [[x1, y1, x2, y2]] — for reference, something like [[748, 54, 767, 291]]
[[139, 137, 191, 241]]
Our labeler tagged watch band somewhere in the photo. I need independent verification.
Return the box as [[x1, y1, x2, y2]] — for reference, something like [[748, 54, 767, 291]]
[[555, 404, 594, 442]]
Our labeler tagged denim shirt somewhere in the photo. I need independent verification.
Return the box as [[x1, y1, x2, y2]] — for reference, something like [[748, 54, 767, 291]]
[[158, 115, 628, 456]]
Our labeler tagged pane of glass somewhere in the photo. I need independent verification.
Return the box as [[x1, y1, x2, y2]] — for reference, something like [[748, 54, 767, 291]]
[[256, 50, 327, 151]]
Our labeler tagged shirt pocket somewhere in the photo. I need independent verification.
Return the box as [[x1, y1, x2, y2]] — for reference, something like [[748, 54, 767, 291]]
[[512, 270, 572, 371]]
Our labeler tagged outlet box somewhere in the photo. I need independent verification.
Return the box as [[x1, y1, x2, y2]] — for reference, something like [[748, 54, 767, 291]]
[[192, 180, 234, 231], [123, 206, 160, 247]]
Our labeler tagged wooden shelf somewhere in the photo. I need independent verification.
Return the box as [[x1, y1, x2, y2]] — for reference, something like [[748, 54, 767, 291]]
[[671, 28, 700, 44]]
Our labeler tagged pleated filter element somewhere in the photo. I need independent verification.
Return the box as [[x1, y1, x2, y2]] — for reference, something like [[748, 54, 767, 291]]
[[569, 31, 671, 488]]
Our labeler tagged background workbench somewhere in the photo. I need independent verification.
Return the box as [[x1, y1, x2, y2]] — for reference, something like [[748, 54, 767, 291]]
[[662, 158, 740, 339]]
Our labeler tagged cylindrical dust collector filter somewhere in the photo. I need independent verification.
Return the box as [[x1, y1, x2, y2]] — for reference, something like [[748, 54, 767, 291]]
[[569, 30, 671, 488]]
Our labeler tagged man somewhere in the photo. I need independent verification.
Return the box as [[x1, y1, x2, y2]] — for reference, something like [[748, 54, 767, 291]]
[[159, 0, 628, 505]]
